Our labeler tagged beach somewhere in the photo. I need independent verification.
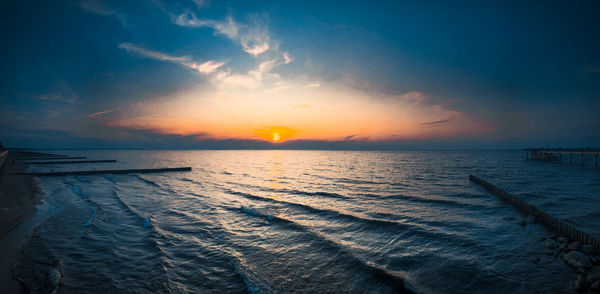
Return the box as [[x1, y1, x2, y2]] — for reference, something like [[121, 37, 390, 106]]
[[0, 151, 44, 293], [0, 151, 43, 238]]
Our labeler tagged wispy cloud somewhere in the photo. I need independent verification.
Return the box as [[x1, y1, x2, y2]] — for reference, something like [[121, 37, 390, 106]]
[[175, 12, 238, 38], [173, 11, 276, 58], [20, 92, 79, 104], [283, 52, 293, 64], [420, 118, 454, 126], [78, 0, 130, 28], [304, 82, 320, 88], [78, 0, 116, 16], [585, 60, 600, 73], [119, 43, 224, 74], [244, 43, 269, 57], [291, 104, 311, 109], [89, 108, 119, 117], [211, 59, 282, 89], [192, 0, 207, 9]]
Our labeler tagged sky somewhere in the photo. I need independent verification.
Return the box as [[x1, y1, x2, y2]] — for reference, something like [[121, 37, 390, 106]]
[[0, 0, 599, 149]]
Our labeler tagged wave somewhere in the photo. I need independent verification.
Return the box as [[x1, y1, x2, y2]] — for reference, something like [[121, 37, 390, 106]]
[[71, 184, 86, 198], [232, 205, 412, 293], [232, 258, 275, 294], [226, 181, 351, 200], [224, 188, 482, 248], [134, 175, 161, 188], [83, 207, 98, 227], [240, 206, 274, 221]]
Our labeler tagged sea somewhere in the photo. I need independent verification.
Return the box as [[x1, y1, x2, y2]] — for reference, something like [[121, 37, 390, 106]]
[[11, 150, 600, 293]]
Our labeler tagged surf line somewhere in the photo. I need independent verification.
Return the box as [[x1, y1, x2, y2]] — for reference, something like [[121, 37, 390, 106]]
[[469, 175, 599, 249]]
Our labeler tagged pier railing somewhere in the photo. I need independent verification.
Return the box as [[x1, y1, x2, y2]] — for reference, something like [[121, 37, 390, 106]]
[[470, 175, 600, 249]]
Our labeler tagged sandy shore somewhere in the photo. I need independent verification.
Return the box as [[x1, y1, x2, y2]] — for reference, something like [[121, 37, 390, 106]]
[[0, 151, 42, 238], [0, 151, 44, 293]]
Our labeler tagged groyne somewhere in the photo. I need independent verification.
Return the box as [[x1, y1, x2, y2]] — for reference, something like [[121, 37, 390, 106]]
[[24, 160, 117, 165], [469, 175, 599, 249], [17, 167, 192, 176]]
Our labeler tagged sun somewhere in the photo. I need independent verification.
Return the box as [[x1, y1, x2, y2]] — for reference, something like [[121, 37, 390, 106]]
[[254, 126, 295, 142], [272, 132, 281, 142]]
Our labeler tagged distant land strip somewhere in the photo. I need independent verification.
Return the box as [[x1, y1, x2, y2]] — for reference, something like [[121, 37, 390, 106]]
[[24, 160, 117, 164], [16, 167, 192, 176], [470, 175, 600, 249]]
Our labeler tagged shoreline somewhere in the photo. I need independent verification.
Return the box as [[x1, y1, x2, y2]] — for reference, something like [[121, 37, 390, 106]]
[[0, 151, 44, 292]]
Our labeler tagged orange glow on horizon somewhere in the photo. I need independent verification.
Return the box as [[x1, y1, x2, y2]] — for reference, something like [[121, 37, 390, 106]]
[[254, 126, 296, 143], [106, 81, 492, 142]]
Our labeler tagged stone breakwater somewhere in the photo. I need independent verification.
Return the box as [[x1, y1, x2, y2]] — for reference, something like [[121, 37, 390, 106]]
[[541, 233, 600, 292]]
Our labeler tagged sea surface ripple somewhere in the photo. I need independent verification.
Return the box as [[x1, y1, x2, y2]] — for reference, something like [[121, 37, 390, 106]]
[[17, 150, 600, 293]]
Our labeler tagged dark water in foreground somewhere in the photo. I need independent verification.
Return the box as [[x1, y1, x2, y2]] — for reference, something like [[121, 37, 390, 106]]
[[15, 150, 600, 293]]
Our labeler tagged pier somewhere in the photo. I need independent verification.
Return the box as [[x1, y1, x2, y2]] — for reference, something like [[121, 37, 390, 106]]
[[470, 175, 600, 249], [525, 148, 599, 167]]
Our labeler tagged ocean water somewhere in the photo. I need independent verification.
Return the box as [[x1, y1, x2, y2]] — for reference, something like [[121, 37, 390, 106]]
[[15, 150, 600, 293]]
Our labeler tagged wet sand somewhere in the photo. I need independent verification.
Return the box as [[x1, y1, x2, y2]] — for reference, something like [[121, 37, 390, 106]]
[[0, 151, 43, 293]]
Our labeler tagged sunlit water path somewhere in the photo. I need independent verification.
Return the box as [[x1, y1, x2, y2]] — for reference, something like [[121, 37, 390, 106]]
[[17, 150, 600, 293]]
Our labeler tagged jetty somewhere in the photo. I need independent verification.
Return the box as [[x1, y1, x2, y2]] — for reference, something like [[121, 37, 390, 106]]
[[525, 148, 599, 167], [470, 175, 599, 249], [21, 156, 87, 160], [10, 151, 191, 176], [16, 167, 192, 177], [24, 160, 117, 165]]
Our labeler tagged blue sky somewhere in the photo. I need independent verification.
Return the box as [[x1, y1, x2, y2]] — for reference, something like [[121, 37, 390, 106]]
[[0, 0, 599, 149]]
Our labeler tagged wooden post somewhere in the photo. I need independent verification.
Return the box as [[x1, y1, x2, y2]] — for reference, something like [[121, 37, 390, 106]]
[[594, 154, 598, 167], [568, 153, 572, 164], [580, 153, 584, 166]]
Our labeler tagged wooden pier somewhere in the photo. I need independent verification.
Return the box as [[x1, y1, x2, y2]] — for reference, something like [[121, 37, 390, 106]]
[[525, 148, 599, 167], [470, 175, 600, 249]]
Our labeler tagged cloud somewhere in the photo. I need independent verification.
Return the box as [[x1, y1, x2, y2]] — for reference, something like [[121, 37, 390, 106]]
[[78, 0, 116, 16], [175, 12, 238, 38], [173, 11, 277, 58], [304, 82, 320, 88], [119, 43, 186, 62], [89, 108, 119, 117], [192, 0, 207, 8], [30, 93, 78, 103], [184, 60, 227, 74], [244, 43, 269, 57], [420, 118, 454, 126], [283, 52, 293, 64], [119, 43, 224, 74], [291, 104, 311, 109], [585, 60, 600, 73], [211, 59, 282, 90]]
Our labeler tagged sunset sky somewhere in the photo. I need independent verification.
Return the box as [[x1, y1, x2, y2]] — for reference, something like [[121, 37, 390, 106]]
[[1, 0, 599, 149]]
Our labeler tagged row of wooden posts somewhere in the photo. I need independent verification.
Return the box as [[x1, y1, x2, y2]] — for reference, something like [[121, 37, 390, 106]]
[[470, 175, 600, 249], [14, 151, 191, 176]]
